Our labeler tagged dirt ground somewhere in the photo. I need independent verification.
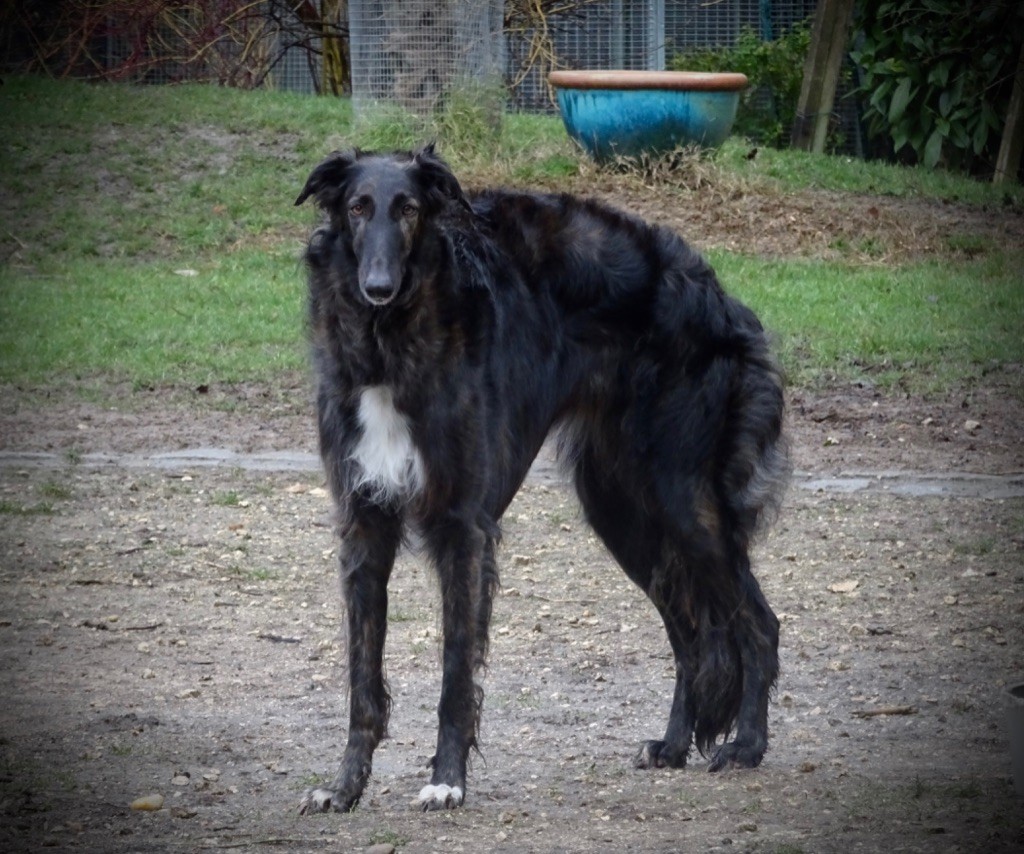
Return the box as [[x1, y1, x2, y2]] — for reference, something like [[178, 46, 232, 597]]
[[1, 375, 1022, 854]]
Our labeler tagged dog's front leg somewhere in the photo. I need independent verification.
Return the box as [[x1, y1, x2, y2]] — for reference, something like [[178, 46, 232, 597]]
[[299, 503, 401, 814], [419, 514, 487, 810]]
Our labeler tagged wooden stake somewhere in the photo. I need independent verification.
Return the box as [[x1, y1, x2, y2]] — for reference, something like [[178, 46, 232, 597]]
[[791, 0, 856, 153], [994, 40, 1024, 185]]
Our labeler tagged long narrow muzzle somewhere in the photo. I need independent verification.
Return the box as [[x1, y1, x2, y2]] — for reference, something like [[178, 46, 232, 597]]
[[357, 222, 405, 305]]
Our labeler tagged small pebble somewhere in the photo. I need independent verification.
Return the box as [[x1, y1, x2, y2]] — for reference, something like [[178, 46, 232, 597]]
[[130, 794, 164, 811]]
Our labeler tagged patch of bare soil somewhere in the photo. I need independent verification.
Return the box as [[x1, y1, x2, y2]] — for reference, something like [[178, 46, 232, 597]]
[[611, 183, 1024, 263], [1, 380, 1023, 853], [3, 369, 1022, 476], [1, 452, 1022, 853], [510, 163, 1024, 263]]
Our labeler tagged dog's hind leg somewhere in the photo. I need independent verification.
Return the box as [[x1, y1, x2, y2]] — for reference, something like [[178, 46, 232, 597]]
[[635, 553, 704, 770], [707, 560, 779, 771], [651, 497, 779, 772], [299, 502, 402, 814], [572, 449, 699, 769], [418, 514, 490, 810]]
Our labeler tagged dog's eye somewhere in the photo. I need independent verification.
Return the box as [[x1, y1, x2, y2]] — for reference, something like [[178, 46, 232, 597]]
[[349, 203, 364, 217], [401, 203, 418, 218]]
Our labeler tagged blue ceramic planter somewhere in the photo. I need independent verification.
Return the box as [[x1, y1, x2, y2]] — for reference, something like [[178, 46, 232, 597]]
[[549, 70, 747, 162]]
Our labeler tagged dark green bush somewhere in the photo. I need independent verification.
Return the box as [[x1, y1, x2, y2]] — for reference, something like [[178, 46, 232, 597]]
[[850, 0, 1024, 173], [669, 22, 812, 149]]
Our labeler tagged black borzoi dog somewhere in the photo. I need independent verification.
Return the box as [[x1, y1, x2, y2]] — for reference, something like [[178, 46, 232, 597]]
[[294, 144, 788, 814]]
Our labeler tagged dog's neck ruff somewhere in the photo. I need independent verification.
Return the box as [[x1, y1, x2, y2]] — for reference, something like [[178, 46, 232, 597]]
[[350, 385, 425, 503]]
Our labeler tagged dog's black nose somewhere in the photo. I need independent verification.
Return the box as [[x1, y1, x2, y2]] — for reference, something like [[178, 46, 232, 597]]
[[364, 287, 396, 305], [360, 262, 398, 304], [362, 275, 397, 304]]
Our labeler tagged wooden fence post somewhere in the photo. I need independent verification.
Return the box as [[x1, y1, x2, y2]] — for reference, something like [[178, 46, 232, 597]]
[[994, 40, 1024, 185], [321, 0, 350, 96], [791, 0, 856, 153]]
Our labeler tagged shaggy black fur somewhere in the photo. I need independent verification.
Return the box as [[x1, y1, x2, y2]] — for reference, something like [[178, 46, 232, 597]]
[[294, 145, 788, 814]]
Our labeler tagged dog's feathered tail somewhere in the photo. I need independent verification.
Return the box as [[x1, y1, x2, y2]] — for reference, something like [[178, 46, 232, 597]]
[[691, 341, 788, 757]]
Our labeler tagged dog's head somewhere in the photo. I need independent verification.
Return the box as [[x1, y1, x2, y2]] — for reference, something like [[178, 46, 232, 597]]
[[296, 144, 470, 306]]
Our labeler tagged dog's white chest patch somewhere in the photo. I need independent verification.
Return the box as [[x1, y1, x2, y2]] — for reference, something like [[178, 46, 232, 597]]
[[350, 385, 425, 502]]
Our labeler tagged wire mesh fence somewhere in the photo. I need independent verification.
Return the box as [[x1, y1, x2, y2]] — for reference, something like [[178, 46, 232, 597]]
[[663, 0, 815, 52], [505, 0, 819, 113], [348, 0, 505, 116], [2, 1, 846, 141], [507, 0, 664, 112]]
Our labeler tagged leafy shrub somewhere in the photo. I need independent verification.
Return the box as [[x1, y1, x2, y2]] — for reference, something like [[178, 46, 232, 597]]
[[850, 0, 1024, 172], [669, 22, 813, 149]]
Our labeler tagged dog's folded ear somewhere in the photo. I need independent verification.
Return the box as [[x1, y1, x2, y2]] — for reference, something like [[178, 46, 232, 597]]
[[413, 143, 473, 214], [295, 150, 358, 208]]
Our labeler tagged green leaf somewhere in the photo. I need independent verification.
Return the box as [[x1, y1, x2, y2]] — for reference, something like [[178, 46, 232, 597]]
[[928, 60, 951, 87], [870, 79, 894, 111], [982, 102, 1001, 130], [938, 89, 954, 117], [909, 127, 927, 153], [924, 128, 944, 168], [892, 129, 909, 153], [950, 74, 965, 109], [889, 78, 915, 124], [950, 125, 970, 148], [972, 119, 989, 155], [904, 31, 927, 53]]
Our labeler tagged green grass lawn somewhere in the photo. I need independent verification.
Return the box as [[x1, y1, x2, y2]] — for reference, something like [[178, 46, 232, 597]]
[[1, 75, 1021, 393], [0, 250, 304, 385], [715, 252, 1023, 389]]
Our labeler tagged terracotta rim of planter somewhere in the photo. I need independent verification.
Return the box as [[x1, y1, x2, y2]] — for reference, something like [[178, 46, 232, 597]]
[[548, 70, 748, 92]]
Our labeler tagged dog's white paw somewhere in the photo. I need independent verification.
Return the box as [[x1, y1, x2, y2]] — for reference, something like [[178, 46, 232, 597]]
[[417, 783, 464, 810], [298, 787, 334, 814], [298, 786, 358, 814]]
